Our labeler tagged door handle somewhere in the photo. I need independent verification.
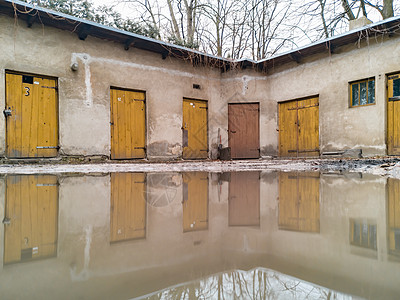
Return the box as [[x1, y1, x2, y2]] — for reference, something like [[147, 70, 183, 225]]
[[3, 108, 12, 117], [230, 130, 236, 133]]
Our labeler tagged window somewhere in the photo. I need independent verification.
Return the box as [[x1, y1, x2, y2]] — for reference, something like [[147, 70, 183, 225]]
[[350, 219, 377, 250], [350, 78, 375, 107]]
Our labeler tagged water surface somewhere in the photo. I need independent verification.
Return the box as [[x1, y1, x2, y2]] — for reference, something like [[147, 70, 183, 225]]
[[0, 171, 399, 299]]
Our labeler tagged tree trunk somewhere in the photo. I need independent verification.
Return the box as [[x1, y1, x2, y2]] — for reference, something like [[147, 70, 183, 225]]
[[167, 0, 182, 40], [341, 0, 355, 20], [382, 0, 394, 19]]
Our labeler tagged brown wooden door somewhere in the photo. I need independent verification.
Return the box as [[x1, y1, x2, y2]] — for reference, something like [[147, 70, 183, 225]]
[[182, 99, 208, 159], [110, 88, 146, 159], [182, 173, 208, 232], [4, 175, 58, 264], [228, 172, 260, 227], [5, 72, 58, 158], [279, 97, 319, 157], [228, 103, 260, 159], [278, 172, 320, 232], [387, 178, 400, 256], [110, 173, 147, 242], [387, 73, 400, 155]]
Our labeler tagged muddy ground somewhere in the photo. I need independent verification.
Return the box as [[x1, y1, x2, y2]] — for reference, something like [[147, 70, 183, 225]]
[[1, 157, 400, 177]]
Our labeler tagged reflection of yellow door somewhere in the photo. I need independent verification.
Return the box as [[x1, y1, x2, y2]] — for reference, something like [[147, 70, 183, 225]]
[[5, 73, 58, 158], [387, 178, 400, 256], [278, 172, 320, 232], [279, 97, 319, 157], [228, 172, 260, 226], [182, 173, 208, 232], [110, 88, 146, 159], [387, 73, 400, 155], [110, 173, 146, 242], [182, 99, 208, 159], [4, 175, 58, 264]]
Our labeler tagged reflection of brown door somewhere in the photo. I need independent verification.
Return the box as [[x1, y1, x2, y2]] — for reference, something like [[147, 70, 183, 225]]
[[279, 97, 319, 157], [5, 72, 59, 158], [4, 175, 58, 264], [183, 173, 208, 232], [387, 178, 400, 256], [228, 103, 260, 159], [229, 172, 260, 227], [278, 172, 320, 232], [110, 173, 146, 242]]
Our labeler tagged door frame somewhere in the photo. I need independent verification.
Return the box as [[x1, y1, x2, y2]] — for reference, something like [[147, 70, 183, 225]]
[[182, 97, 209, 159], [228, 102, 260, 159], [110, 86, 147, 159], [5, 70, 60, 158]]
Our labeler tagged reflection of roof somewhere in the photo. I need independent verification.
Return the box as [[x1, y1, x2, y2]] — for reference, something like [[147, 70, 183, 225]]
[[1, 0, 400, 72]]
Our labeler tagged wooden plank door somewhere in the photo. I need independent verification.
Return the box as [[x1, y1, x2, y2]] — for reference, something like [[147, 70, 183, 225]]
[[110, 88, 146, 159], [387, 73, 400, 155], [228, 172, 260, 227], [387, 178, 400, 257], [228, 103, 260, 159], [182, 172, 208, 232], [278, 172, 320, 232], [110, 173, 146, 242], [5, 73, 58, 158], [182, 99, 208, 159], [279, 97, 319, 157], [278, 101, 298, 157], [4, 175, 58, 264]]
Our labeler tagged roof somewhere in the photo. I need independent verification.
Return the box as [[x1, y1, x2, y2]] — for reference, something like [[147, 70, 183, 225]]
[[1, 0, 400, 73]]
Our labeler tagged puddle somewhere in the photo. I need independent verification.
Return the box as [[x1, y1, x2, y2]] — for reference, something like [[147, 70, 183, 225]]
[[0, 171, 399, 299]]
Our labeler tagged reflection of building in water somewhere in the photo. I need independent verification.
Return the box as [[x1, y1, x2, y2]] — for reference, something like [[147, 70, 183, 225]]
[[182, 173, 208, 232], [228, 172, 260, 227], [110, 173, 146, 242], [3, 175, 58, 264], [388, 178, 400, 258], [278, 172, 320, 233]]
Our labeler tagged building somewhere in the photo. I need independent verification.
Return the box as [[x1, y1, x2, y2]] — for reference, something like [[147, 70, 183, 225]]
[[1, 0, 400, 160]]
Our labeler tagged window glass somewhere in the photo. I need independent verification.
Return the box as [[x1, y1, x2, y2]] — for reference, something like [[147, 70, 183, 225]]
[[368, 80, 375, 104], [353, 222, 360, 243], [394, 78, 400, 97], [360, 82, 367, 105], [352, 83, 359, 106], [370, 224, 377, 250]]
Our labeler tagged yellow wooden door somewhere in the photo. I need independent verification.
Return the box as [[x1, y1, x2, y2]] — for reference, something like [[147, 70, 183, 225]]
[[110, 88, 146, 159], [387, 73, 400, 155], [110, 173, 146, 242], [298, 97, 319, 157], [279, 100, 298, 157], [279, 97, 319, 157], [228, 172, 260, 226], [5, 73, 58, 158], [4, 175, 58, 264], [278, 172, 320, 232], [182, 99, 208, 159], [182, 173, 208, 232], [387, 178, 400, 256]]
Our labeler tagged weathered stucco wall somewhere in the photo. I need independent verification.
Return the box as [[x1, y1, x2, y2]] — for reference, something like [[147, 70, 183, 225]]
[[0, 14, 222, 159], [1, 13, 400, 159]]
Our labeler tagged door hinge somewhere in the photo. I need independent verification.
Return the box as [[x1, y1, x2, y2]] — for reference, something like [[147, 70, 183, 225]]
[[41, 86, 58, 90], [134, 147, 146, 150], [36, 146, 60, 149]]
